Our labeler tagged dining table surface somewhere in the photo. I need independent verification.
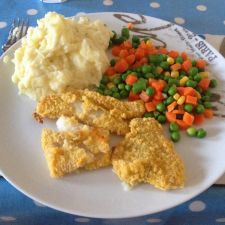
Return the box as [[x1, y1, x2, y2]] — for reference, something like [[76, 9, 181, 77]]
[[0, 0, 225, 225]]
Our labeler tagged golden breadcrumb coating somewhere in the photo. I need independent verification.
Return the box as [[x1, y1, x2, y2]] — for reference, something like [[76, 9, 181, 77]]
[[35, 90, 145, 135], [41, 125, 111, 178], [112, 118, 185, 190]]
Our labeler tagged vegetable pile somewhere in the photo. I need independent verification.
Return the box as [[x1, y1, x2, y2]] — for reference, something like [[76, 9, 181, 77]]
[[97, 27, 217, 142]]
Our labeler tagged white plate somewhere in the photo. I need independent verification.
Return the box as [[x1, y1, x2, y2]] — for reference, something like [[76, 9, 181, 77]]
[[1, 12, 225, 219]]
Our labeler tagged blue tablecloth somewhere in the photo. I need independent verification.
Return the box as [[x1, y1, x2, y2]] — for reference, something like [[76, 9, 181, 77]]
[[0, 0, 225, 224]]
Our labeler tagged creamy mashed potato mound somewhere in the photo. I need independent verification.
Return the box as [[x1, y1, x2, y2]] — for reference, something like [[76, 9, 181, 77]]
[[12, 12, 112, 100]]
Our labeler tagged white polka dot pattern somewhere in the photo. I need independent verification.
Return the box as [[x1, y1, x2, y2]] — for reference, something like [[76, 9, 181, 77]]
[[0, 216, 16, 221], [196, 5, 207, 11], [149, 2, 160, 8], [189, 200, 206, 212], [174, 17, 185, 25], [146, 218, 162, 223], [0, 21, 7, 29], [216, 218, 225, 223], [74, 217, 91, 223], [103, 0, 113, 6], [27, 9, 38, 16]]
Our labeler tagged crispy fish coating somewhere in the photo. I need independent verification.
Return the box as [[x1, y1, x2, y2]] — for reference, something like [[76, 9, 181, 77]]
[[35, 90, 145, 135], [112, 118, 185, 190], [42, 123, 111, 178]]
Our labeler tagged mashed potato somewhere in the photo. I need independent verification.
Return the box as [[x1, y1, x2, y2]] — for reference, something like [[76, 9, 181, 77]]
[[12, 12, 112, 100]]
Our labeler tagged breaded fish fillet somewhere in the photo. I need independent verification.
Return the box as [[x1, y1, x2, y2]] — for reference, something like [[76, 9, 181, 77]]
[[35, 90, 145, 135], [42, 117, 111, 177], [112, 118, 185, 190]]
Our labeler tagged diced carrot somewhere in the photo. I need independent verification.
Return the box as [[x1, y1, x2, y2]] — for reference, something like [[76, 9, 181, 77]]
[[158, 47, 168, 54], [182, 59, 192, 72], [183, 112, 194, 126], [139, 57, 148, 65], [168, 50, 179, 58], [123, 40, 132, 49], [204, 109, 214, 118], [135, 48, 145, 60], [129, 48, 136, 54], [185, 95, 197, 105], [173, 109, 185, 114], [167, 101, 177, 112], [194, 114, 205, 125], [177, 87, 185, 96], [127, 22, 134, 30], [183, 87, 196, 96], [126, 54, 136, 65], [181, 52, 188, 60], [152, 99, 161, 106], [128, 91, 140, 101], [153, 91, 164, 101], [166, 112, 177, 122], [151, 79, 166, 92], [125, 74, 138, 85], [139, 41, 148, 49], [112, 45, 121, 56], [198, 78, 210, 91], [145, 102, 156, 112], [176, 119, 189, 129], [119, 49, 129, 58], [147, 47, 158, 55], [105, 67, 116, 76], [196, 59, 206, 69], [148, 78, 157, 86], [139, 91, 151, 102], [114, 59, 129, 73], [170, 63, 181, 71]]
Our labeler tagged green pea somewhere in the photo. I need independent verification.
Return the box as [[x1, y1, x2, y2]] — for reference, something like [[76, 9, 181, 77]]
[[153, 111, 160, 119], [132, 42, 139, 49], [136, 67, 142, 73], [189, 67, 198, 76], [120, 90, 129, 98], [146, 87, 155, 96], [148, 54, 164, 64], [204, 90, 212, 97], [104, 89, 112, 96], [168, 86, 177, 96], [113, 92, 121, 99], [168, 78, 179, 86], [121, 73, 128, 81], [118, 83, 125, 90], [186, 80, 197, 88], [192, 60, 197, 66], [132, 35, 140, 44], [113, 36, 125, 44], [142, 65, 152, 73], [195, 86, 203, 94], [195, 104, 205, 114], [184, 104, 193, 113], [186, 127, 197, 137], [180, 70, 186, 76], [175, 56, 183, 64], [209, 79, 217, 88], [158, 115, 166, 124], [144, 112, 154, 118], [171, 131, 181, 142], [99, 84, 106, 90], [125, 84, 131, 91], [156, 103, 166, 112], [111, 86, 119, 93], [110, 59, 116, 66], [194, 74, 202, 82], [96, 88, 104, 95], [100, 75, 109, 85], [121, 27, 130, 39], [160, 61, 169, 70], [196, 128, 207, 138], [163, 86, 170, 94], [113, 76, 122, 85], [201, 95, 210, 101], [165, 96, 174, 105], [145, 73, 154, 79], [132, 78, 147, 94], [169, 122, 179, 132], [203, 101, 212, 108]]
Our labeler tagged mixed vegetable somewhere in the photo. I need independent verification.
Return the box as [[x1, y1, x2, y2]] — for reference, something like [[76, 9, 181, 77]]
[[97, 27, 217, 142]]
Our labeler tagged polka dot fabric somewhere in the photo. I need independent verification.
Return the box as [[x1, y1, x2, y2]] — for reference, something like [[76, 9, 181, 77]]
[[0, 0, 225, 224]]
